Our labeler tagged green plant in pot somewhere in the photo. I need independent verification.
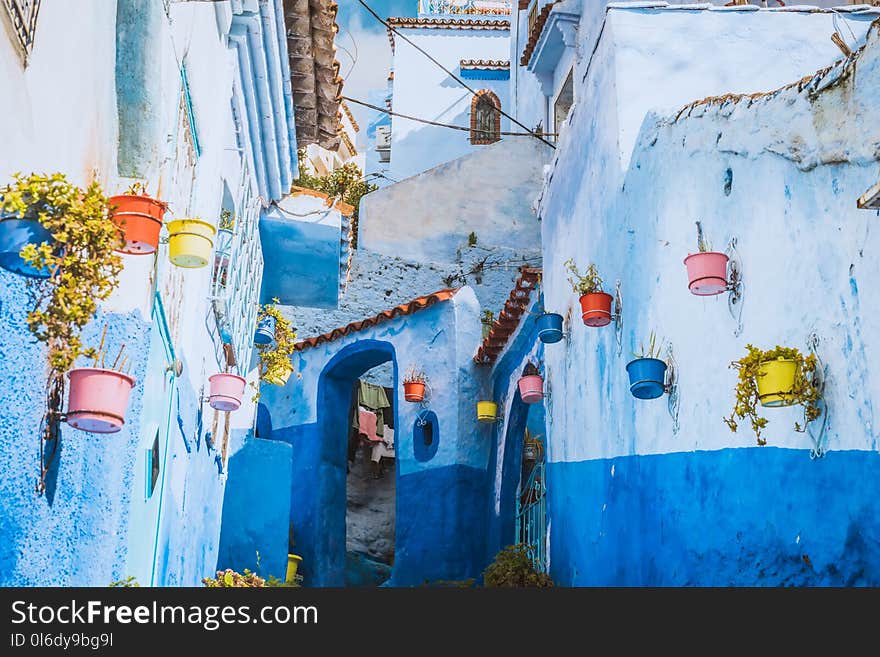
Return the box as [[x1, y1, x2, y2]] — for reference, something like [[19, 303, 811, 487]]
[[0, 173, 124, 492], [480, 309, 494, 339], [256, 298, 297, 387], [483, 544, 553, 588], [724, 344, 821, 446], [564, 259, 614, 327]]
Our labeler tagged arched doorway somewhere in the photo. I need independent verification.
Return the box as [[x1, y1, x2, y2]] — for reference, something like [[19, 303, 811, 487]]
[[495, 371, 548, 574], [309, 339, 398, 586]]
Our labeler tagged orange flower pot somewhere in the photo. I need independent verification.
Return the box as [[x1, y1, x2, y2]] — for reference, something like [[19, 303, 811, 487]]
[[403, 381, 426, 403], [579, 292, 613, 327], [109, 194, 167, 255]]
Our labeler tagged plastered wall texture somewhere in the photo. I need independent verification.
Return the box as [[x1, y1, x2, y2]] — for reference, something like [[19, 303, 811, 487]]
[[531, 7, 880, 585]]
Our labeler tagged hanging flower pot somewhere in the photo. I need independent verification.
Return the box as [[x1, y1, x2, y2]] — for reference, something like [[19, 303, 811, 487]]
[[403, 381, 426, 402], [537, 312, 564, 343], [263, 369, 291, 386], [108, 194, 167, 255], [625, 358, 668, 400], [477, 400, 498, 423], [757, 358, 798, 407], [254, 314, 277, 346], [167, 219, 217, 268], [0, 216, 53, 278], [684, 252, 729, 296], [518, 374, 544, 404], [285, 554, 303, 584], [208, 373, 247, 412], [579, 292, 613, 327], [66, 367, 136, 433]]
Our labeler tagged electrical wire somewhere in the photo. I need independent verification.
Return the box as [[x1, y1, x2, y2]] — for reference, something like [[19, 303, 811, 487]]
[[343, 96, 557, 138], [355, 0, 556, 149]]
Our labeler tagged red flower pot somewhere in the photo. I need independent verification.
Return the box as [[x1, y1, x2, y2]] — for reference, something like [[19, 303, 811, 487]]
[[579, 292, 613, 327], [66, 367, 136, 434], [403, 381, 426, 403], [684, 252, 729, 296], [518, 375, 544, 404], [109, 194, 167, 255]]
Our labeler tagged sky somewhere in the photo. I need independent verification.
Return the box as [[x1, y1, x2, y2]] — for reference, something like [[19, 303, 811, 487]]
[[336, 1, 416, 146]]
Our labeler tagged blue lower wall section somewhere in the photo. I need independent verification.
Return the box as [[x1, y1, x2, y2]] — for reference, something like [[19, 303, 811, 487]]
[[273, 419, 486, 586], [217, 437, 294, 582], [547, 447, 880, 586], [394, 464, 486, 586]]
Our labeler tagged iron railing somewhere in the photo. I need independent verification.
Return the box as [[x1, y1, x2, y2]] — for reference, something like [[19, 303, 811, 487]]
[[516, 461, 547, 573]]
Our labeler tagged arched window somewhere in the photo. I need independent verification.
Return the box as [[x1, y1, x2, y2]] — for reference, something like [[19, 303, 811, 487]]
[[470, 90, 501, 145]]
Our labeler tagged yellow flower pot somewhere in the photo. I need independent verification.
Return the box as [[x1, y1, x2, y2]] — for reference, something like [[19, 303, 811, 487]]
[[757, 358, 798, 407], [167, 219, 216, 268], [285, 553, 302, 584], [263, 368, 292, 386], [477, 401, 498, 423]]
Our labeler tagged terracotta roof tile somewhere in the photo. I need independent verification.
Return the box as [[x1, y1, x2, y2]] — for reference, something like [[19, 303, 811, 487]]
[[386, 17, 510, 51], [460, 59, 510, 70], [520, 1, 556, 67], [289, 185, 355, 216], [294, 289, 459, 352], [475, 267, 541, 365]]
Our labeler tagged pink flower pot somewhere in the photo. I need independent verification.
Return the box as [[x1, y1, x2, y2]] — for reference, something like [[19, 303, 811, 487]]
[[209, 373, 247, 412], [66, 367, 136, 434], [684, 252, 729, 296], [518, 375, 544, 404]]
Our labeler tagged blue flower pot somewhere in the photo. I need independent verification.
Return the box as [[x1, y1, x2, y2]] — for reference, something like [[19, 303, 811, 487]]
[[537, 312, 564, 344], [0, 217, 53, 278], [254, 314, 277, 345], [626, 358, 667, 400]]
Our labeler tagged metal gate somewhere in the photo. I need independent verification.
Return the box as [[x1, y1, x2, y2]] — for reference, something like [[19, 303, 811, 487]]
[[516, 461, 547, 574]]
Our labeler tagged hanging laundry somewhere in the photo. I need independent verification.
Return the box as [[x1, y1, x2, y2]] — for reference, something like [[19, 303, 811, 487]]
[[371, 425, 395, 463], [352, 380, 390, 438], [358, 407, 381, 443]]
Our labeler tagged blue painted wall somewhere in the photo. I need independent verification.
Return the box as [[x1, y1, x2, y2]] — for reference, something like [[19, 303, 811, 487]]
[[0, 270, 151, 586], [115, 0, 162, 178], [262, 289, 491, 586], [217, 437, 294, 582], [548, 449, 880, 586]]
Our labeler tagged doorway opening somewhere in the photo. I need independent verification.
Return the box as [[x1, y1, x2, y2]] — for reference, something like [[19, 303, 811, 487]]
[[345, 362, 396, 586]]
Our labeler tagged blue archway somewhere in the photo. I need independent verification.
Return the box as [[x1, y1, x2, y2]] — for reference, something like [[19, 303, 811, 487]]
[[307, 339, 398, 586]]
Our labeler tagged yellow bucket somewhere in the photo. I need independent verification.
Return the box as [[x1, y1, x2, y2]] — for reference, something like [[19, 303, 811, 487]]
[[167, 219, 216, 268], [757, 358, 798, 407], [285, 553, 302, 584], [477, 401, 498, 423]]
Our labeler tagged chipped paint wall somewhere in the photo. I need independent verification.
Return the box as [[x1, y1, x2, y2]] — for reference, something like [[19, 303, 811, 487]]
[[530, 5, 880, 585], [259, 287, 491, 585], [0, 0, 288, 585]]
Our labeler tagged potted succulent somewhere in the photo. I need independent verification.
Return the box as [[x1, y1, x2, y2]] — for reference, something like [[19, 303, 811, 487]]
[[167, 217, 217, 268], [724, 344, 822, 446], [108, 181, 168, 255], [256, 299, 297, 385], [684, 221, 729, 296], [66, 329, 136, 434], [565, 259, 613, 327], [626, 332, 668, 400], [477, 400, 498, 423], [403, 365, 428, 402], [517, 361, 544, 404]]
